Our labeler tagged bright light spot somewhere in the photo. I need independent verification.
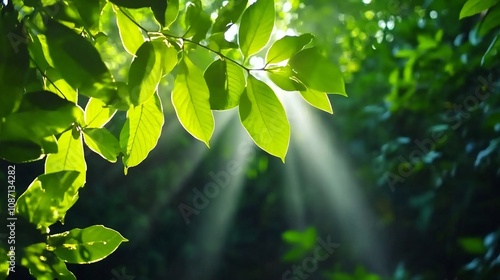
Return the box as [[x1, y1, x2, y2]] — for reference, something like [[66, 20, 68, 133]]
[[249, 0, 257, 4], [249, 56, 265, 69], [222, 0, 228, 6], [362, 0, 372, 4], [283, 1, 292, 12], [210, 12, 218, 21], [385, 33, 394, 42], [224, 24, 239, 42], [430, 10, 438, 19], [387, 20, 395, 30], [364, 10, 375, 20], [378, 20, 386, 29]]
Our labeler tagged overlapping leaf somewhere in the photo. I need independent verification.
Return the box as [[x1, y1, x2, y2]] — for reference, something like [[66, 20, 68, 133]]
[[45, 20, 119, 105], [45, 129, 87, 189], [289, 47, 346, 96], [84, 98, 117, 128], [16, 171, 81, 232], [113, 5, 144, 56], [204, 59, 246, 110], [128, 41, 164, 106], [21, 243, 76, 280], [266, 34, 314, 64], [83, 128, 121, 162]]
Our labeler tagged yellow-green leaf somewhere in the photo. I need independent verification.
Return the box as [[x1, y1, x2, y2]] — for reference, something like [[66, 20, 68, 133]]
[[239, 75, 290, 161], [172, 56, 214, 146], [84, 98, 117, 128], [45, 129, 87, 189], [112, 5, 144, 55], [239, 0, 275, 58], [300, 89, 333, 114], [120, 92, 164, 173], [83, 128, 120, 162]]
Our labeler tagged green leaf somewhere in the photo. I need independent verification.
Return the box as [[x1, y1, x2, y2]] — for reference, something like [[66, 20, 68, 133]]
[[266, 34, 314, 64], [0, 16, 29, 118], [184, 0, 212, 42], [113, 5, 144, 56], [300, 89, 333, 114], [172, 56, 214, 146], [161, 41, 179, 75], [208, 32, 239, 51], [70, 0, 100, 29], [151, 0, 179, 28], [479, 3, 500, 36], [44, 67, 78, 103], [239, 0, 275, 58], [0, 91, 82, 141], [212, 0, 248, 33], [47, 225, 128, 264], [239, 75, 290, 161], [289, 47, 346, 96], [204, 59, 246, 110], [165, 0, 180, 28], [83, 128, 121, 162], [16, 171, 81, 232], [45, 20, 119, 105], [21, 243, 76, 280], [120, 92, 164, 173], [84, 98, 117, 128], [458, 237, 486, 254], [128, 41, 164, 106], [459, 0, 499, 19], [45, 129, 87, 189], [0, 139, 45, 163], [108, 0, 153, 8], [267, 66, 307, 91]]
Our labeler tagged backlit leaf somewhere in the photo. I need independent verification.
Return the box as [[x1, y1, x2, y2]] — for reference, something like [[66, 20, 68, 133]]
[[16, 171, 81, 232], [239, 0, 275, 58], [45, 20, 119, 105], [289, 47, 346, 96], [212, 0, 248, 33], [184, 0, 211, 42], [0, 91, 82, 141], [84, 98, 117, 128], [204, 59, 246, 110], [239, 75, 290, 161], [267, 66, 307, 91], [21, 243, 76, 280], [120, 92, 164, 173], [172, 56, 214, 146], [128, 41, 164, 106], [45, 129, 87, 189], [113, 5, 144, 56], [300, 89, 333, 114], [83, 128, 120, 162], [47, 225, 128, 264], [266, 34, 314, 64], [459, 0, 499, 19]]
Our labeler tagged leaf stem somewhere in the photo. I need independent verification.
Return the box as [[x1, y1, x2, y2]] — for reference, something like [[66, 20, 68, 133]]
[[29, 56, 68, 100], [118, 11, 266, 73]]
